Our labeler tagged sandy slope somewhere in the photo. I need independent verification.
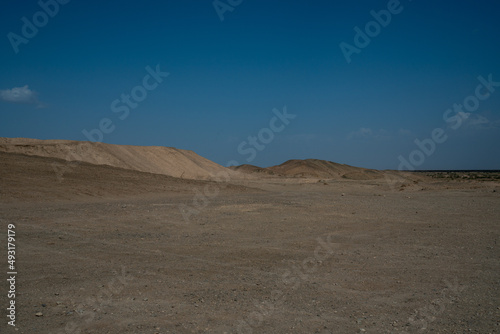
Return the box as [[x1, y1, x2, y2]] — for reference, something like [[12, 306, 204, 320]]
[[0, 138, 235, 180], [242, 159, 386, 180], [0, 152, 251, 203]]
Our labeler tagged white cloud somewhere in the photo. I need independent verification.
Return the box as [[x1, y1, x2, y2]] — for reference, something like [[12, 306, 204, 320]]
[[348, 127, 391, 140], [348, 127, 372, 139], [284, 133, 333, 143], [0, 85, 42, 106], [459, 112, 500, 130], [398, 128, 413, 136]]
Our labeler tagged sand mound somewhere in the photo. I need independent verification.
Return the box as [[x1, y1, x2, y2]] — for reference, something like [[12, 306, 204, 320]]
[[0, 137, 235, 180], [229, 164, 277, 176], [265, 159, 385, 179], [0, 151, 252, 202]]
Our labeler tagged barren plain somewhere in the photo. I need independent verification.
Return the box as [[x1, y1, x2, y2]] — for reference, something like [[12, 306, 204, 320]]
[[1, 140, 499, 334]]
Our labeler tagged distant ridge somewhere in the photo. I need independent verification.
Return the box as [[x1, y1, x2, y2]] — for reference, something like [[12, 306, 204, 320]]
[[0, 137, 387, 181], [235, 159, 385, 180], [229, 164, 277, 176]]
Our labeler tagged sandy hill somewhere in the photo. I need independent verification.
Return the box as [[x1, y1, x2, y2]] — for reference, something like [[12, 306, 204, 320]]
[[264, 159, 385, 180], [229, 164, 277, 176], [0, 151, 252, 202], [0, 137, 236, 180]]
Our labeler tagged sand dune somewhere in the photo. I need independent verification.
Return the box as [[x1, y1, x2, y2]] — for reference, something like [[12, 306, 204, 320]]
[[229, 164, 277, 176], [0, 151, 254, 202], [0, 138, 388, 182], [0, 137, 235, 180], [235, 159, 386, 180]]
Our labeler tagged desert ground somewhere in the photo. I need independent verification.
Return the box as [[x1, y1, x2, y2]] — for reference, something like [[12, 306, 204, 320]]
[[1, 139, 499, 333]]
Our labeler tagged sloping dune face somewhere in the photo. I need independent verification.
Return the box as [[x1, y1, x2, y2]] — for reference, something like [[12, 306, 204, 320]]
[[267, 159, 384, 179], [229, 164, 277, 176], [0, 137, 231, 180]]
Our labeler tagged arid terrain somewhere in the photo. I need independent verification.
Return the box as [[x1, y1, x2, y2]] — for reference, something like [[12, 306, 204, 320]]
[[1, 139, 499, 333]]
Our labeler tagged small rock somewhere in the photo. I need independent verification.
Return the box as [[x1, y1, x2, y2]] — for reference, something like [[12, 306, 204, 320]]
[[35, 312, 43, 317]]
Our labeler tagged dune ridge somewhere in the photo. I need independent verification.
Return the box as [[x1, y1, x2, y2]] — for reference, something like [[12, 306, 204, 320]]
[[234, 159, 385, 180], [0, 137, 233, 180], [1, 138, 391, 182]]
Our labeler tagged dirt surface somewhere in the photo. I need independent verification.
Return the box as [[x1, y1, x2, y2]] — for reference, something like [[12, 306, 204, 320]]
[[1, 151, 500, 333]]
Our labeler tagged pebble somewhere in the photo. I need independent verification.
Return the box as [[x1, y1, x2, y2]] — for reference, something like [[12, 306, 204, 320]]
[[35, 312, 43, 317]]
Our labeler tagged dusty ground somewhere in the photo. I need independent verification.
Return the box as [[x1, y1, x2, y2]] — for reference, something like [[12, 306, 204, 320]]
[[1, 152, 500, 333]]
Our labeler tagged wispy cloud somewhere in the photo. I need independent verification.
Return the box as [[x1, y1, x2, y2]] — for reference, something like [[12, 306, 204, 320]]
[[456, 112, 500, 130], [348, 127, 391, 140], [348, 127, 372, 139], [0, 85, 44, 107], [283, 133, 334, 144], [398, 128, 413, 136]]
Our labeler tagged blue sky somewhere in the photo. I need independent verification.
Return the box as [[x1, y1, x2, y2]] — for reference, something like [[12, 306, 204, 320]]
[[1, 0, 499, 170]]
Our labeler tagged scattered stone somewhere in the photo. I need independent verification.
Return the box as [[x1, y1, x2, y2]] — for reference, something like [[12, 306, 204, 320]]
[[35, 312, 43, 317]]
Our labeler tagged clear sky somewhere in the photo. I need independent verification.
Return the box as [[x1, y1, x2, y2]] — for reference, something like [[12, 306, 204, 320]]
[[1, 0, 499, 170]]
